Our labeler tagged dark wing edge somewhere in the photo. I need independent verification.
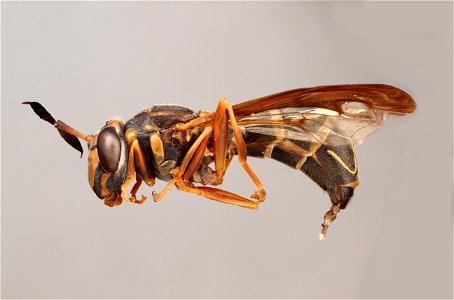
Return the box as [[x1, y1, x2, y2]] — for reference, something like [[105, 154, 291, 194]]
[[232, 84, 416, 117]]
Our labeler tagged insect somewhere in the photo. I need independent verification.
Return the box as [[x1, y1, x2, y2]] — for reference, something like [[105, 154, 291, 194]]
[[23, 84, 416, 239]]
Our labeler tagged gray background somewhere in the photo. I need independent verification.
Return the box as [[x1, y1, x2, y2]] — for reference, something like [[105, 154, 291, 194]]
[[2, 1, 452, 299]]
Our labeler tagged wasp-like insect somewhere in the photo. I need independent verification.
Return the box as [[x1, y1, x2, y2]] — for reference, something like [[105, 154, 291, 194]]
[[24, 84, 416, 239]]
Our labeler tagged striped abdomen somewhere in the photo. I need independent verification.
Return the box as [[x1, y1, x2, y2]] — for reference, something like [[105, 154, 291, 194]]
[[243, 131, 358, 208]]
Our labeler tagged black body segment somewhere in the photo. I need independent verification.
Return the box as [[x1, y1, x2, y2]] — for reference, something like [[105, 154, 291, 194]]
[[244, 131, 358, 209], [131, 105, 197, 130], [301, 145, 357, 209], [125, 105, 199, 181]]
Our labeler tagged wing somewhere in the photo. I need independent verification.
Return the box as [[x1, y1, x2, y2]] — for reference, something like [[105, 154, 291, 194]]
[[234, 84, 416, 146], [233, 84, 416, 117], [238, 106, 386, 146]]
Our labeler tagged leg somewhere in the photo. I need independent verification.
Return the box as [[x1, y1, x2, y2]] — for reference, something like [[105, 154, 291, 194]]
[[164, 139, 260, 208], [152, 179, 176, 202], [172, 169, 258, 209], [154, 97, 266, 208], [175, 98, 266, 207], [152, 126, 213, 202], [120, 139, 151, 204], [104, 192, 123, 207], [183, 98, 266, 200], [219, 98, 266, 201], [177, 98, 266, 201], [121, 129, 157, 203], [130, 175, 147, 204], [125, 128, 155, 186], [120, 139, 139, 203]]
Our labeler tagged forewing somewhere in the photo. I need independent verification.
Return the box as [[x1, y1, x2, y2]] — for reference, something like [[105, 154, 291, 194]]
[[233, 84, 416, 118], [233, 84, 415, 146], [238, 105, 387, 146]]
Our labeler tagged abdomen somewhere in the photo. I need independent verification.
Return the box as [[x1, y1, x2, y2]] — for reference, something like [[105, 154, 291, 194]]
[[243, 131, 358, 208]]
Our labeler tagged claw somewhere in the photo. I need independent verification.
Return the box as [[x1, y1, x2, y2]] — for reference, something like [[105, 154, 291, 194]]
[[152, 191, 162, 202], [251, 190, 266, 202], [104, 193, 123, 207], [130, 194, 147, 204]]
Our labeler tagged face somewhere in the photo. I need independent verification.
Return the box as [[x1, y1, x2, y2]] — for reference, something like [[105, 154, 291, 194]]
[[87, 119, 128, 199]]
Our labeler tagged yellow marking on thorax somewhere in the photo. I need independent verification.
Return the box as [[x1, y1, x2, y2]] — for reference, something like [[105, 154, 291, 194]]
[[150, 133, 165, 165], [326, 148, 358, 175], [125, 128, 138, 146]]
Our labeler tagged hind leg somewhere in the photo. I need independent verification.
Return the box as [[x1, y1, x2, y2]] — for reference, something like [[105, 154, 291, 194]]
[[153, 98, 266, 207]]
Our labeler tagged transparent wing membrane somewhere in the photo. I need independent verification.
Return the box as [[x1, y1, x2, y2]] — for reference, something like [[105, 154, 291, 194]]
[[238, 103, 387, 146]]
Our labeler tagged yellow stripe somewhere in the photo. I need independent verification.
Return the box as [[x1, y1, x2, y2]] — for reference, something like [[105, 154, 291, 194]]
[[326, 148, 358, 175], [88, 149, 99, 189], [295, 156, 307, 169], [99, 173, 110, 198], [341, 180, 360, 187], [150, 133, 165, 165]]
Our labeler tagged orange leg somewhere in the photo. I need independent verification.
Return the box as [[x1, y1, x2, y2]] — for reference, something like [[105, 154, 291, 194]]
[[152, 179, 176, 202], [104, 192, 123, 207], [185, 98, 266, 200], [217, 98, 266, 201], [133, 142, 155, 187], [130, 175, 147, 204], [152, 126, 213, 202], [120, 139, 150, 204], [172, 168, 258, 209], [154, 98, 266, 209]]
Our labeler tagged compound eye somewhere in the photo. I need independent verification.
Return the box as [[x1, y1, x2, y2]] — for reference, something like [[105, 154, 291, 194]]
[[97, 126, 121, 173]]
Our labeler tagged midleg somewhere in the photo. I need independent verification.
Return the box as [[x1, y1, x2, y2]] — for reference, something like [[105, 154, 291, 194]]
[[171, 168, 258, 209], [152, 126, 213, 202], [175, 98, 266, 202], [173, 98, 266, 201], [130, 175, 147, 204], [104, 192, 123, 207], [172, 98, 266, 207], [155, 97, 267, 208]]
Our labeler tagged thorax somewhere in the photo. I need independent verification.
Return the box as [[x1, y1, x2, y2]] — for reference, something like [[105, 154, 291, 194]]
[[124, 105, 199, 181]]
